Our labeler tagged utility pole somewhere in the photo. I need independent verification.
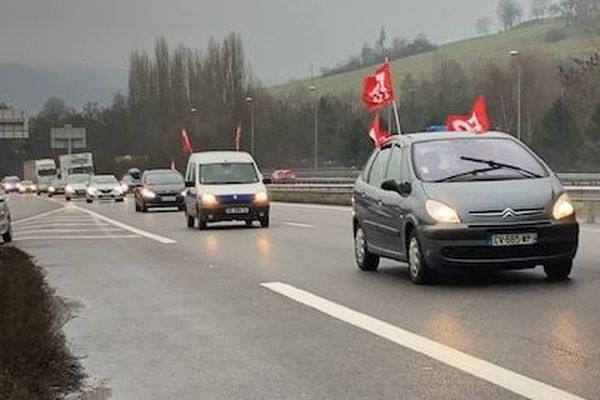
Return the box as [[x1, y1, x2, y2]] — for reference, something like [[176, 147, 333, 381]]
[[245, 97, 255, 155], [309, 85, 319, 171], [509, 50, 522, 141]]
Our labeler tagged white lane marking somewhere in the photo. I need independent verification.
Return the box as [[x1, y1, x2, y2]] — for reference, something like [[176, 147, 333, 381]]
[[580, 227, 600, 233], [12, 207, 66, 225], [15, 222, 111, 228], [16, 235, 140, 241], [14, 228, 124, 234], [272, 202, 351, 212], [70, 205, 177, 244], [283, 221, 314, 228], [261, 282, 585, 400]]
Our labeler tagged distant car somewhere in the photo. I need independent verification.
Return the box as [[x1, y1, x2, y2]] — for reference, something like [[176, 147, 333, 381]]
[[19, 180, 37, 194], [65, 174, 92, 201], [48, 176, 66, 197], [85, 175, 124, 203], [271, 169, 297, 183], [183, 151, 270, 229], [134, 169, 185, 212], [1, 176, 21, 193], [120, 168, 142, 193], [0, 195, 12, 243], [353, 131, 579, 284]]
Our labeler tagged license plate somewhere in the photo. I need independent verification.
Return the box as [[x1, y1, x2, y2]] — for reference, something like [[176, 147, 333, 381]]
[[491, 233, 538, 247], [226, 207, 249, 214], [161, 196, 176, 202]]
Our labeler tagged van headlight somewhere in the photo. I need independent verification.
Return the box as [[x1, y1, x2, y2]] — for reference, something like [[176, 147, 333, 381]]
[[426, 200, 461, 224], [200, 193, 218, 207], [552, 193, 574, 220], [65, 185, 74, 193], [255, 192, 268, 204]]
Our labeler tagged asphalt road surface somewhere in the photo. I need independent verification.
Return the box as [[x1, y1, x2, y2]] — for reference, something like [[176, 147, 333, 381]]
[[6, 194, 600, 400]]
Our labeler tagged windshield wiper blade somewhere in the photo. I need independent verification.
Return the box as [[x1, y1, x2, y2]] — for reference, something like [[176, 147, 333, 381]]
[[460, 156, 542, 178], [435, 166, 500, 183]]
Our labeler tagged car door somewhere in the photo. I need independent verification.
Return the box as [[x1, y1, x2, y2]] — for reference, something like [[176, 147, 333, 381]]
[[380, 145, 411, 258], [361, 147, 392, 251], [184, 162, 198, 215]]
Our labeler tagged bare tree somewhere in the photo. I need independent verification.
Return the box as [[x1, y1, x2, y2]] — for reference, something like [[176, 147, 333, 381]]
[[531, 0, 551, 21], [497, 0, 523, 30], [476, 16, 492, 35]]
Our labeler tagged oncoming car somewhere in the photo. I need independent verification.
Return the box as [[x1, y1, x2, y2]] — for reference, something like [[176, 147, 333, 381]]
[[0, 195, 12, 243], [85, 175, 125, 203], [183, 151, 270, 229], [65, 173, 91, 201], [19, 180, 37, 194], [2, 176, 21, 193], [135, 169, 185, 212], [353, 131, 579, 284]]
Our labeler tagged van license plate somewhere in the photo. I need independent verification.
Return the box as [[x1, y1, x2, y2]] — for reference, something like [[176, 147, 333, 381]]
[[491, 233, 537, 247], [226, 207, 249, 214]]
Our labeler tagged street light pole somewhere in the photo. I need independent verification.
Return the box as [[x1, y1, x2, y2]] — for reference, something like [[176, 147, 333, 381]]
[[509, 50, 522, 141], [309, 85, 319, 170], [245, 97, 255, 155]]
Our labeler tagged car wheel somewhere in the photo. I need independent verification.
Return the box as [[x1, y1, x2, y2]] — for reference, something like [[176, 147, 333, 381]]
[[2, 227, 12, 243], [86, 198, 93, 204], [198, 218, 207, 230], [65, 197, 71, 201], [354, 226, 379, 271], [116, 198, 124, 203], [544, 260, 573, 281], [246, 220, 254, 227], [186, 212, 195, 228], [260, 213, 269, 228], [135, 202, 140, 212], [178, 204, 185, 212], [408, 233, 434, 284], [48, 194, 53, 198], [140, 202, 147, 213]]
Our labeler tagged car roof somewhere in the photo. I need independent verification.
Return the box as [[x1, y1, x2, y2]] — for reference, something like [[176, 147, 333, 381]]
[[383, 131, 515, 146], [92, 174, 116, 179], [144, 169, 179, 174], [188, 151, 256, 164]]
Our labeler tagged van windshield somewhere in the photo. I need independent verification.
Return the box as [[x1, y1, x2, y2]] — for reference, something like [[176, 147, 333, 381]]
[[199, 163, 259, 185], [413, 138, 549, 183]]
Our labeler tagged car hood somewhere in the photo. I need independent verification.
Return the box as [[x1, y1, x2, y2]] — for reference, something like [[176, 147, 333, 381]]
[[147, 183, 184, 193], [199, 182, 265, 195], [69, 183, 88, 190], [421, 177, 561, 219], [92, 183, 119, 191]]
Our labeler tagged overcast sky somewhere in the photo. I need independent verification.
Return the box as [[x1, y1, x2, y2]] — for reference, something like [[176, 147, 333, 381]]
[[1, 0, 533, 85]]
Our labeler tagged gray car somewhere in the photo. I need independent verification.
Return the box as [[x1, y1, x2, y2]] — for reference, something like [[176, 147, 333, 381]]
[[353, 131, 579, 284], [0, 195, 12, 243], [85, 175, 124, 203]]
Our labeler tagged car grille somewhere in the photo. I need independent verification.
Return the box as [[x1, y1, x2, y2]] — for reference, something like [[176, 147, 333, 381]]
[[468, 207, 547, 225], [441, 242, 575, 260], [215, 194, 254, 205], [100, 189, 112, 194]]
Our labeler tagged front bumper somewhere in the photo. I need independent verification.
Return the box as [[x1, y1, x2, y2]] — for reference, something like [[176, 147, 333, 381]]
[[418, 219, 579, 270], [88, 191, 124, 201], [144, 194, 184, 208], [200, 203, 269, 222]]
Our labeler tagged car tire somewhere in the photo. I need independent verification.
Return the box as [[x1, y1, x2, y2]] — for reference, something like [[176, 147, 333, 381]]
[[198, 218, 207, 230], [116, 198, 124, 203], [260, 213, 269, 228], [246, 220, 254, 227], [544, 260, 573, 281], [135, 202, 140, 212], [140, 202, 147, 213], [186, 213, 195, 228], [408, 233, 434, 284], [2, 227, 12, 243], [178, 204, 185, 212], [48, 194, 53, 198], [65, 197, 71, 201], [354, 226, 379, 271], [86, 199, 93, 204]]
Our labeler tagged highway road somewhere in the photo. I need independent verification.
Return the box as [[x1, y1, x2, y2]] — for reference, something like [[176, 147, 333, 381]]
[[6, 194, 600, 399]]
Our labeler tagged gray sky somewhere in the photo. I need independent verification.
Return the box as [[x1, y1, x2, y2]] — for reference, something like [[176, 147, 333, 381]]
[[1, 0, 531, 85]]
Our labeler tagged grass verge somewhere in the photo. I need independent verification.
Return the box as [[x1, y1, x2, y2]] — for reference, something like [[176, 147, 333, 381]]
[[0, 246, 85, 399]]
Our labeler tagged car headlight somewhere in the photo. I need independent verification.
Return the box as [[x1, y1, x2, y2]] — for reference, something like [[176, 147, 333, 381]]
[[426, 200, 461, 224], [87, 187, 97, 195], [255, 192, 269, 204], [31, 185, 37, 191], [120, 183, 129, 192], [141, 188, 156, 199], [65, 185, 74, 193], [48, 186, 55, 192], [200, 193, 218, 207], [552, 193, 574, 220]]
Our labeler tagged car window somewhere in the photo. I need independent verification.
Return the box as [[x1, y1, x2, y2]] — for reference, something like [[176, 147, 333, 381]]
[[68, 175, 90, 184], [385, 145, 408, 183], [145, 173, 184, 185], [361, 151, 378, 181], [92, 176, 118, 185], [368, 147, 391, 188], [187, 163, 196, 183]]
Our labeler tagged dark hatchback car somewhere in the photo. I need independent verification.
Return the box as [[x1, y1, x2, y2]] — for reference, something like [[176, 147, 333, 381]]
[[134, 169, 185, 212], [353, 131, 579, 284]]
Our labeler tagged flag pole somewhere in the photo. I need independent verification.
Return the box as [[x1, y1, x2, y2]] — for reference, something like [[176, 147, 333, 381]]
[[384, 58, 403, 135]]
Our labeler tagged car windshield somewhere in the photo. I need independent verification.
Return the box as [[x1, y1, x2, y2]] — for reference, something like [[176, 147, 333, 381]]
[[412, 138, 549, 182], [199, 163, 259, 185], [68, 175, 90, 184], [38, 168, 56, 176], [4, 177, 20, 184], [146, 173, 184, 185], [92, 176, 118, 185]]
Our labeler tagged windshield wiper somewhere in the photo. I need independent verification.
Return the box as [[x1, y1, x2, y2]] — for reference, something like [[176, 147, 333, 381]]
[[460, 156, 543, 178], [435, 166, 502, 183]]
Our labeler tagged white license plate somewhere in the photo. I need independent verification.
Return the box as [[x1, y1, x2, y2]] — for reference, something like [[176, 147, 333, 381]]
[[491, 233, 538, 247], [161, 196, 176, 202], [226, 207, 249, 214]]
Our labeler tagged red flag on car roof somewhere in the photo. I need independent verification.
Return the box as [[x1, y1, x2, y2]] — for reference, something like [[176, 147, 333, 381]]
[[181, 129, 193, 154], [446, 95, 490, 133], [362, 62, 395, 111], [234, 123, 242, 151], [368, 114, 390, 148]]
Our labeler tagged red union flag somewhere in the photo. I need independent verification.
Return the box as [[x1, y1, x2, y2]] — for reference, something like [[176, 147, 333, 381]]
[[446, 95, 490, 133], [368, 114, 390, 148], [234, 123, 242, 151], [181, 129, 193, 154], [362, 63, 395, 111]]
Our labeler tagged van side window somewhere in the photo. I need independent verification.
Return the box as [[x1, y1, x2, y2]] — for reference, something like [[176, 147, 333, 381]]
[[188, 163, 196, 184], [385, 145, 405, 182], [368, 147, 392, 188]]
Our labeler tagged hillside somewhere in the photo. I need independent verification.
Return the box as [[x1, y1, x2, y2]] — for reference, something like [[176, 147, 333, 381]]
[[270, 19, 600, 97]]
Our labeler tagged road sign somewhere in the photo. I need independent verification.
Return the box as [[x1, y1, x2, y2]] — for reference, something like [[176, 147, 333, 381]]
[[0, 109, 29, 139], [51, 125, 86, 153]]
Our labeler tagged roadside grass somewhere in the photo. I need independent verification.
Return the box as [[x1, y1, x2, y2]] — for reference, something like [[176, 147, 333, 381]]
[[0, 246, 85, 399], [271, 19, 600, 97]]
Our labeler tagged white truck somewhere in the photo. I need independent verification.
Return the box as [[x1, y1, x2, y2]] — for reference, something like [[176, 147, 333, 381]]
[[23, 159, 57, 193], [59, 153, 94, 178]]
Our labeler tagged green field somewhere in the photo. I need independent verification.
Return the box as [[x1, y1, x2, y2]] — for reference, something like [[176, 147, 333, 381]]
[[270, 19, 600, 97]]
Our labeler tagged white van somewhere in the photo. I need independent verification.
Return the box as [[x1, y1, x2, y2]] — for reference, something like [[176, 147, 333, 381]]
[[183, 151, 270, 229]]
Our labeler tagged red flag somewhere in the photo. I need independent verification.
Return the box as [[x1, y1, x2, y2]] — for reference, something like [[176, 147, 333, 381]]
[[446, 95, 490, 133], [368, 114, 390, 149], [234, 123, 242, 151], [181, 129, 193, 154], [362, 63, 395, 111]]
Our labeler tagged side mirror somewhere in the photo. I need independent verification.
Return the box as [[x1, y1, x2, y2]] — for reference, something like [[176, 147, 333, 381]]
[[381, 179, 399, 192], [185, 181, 195, 188], [398, 182, 412, 197], [263, 178, 272, 184]]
